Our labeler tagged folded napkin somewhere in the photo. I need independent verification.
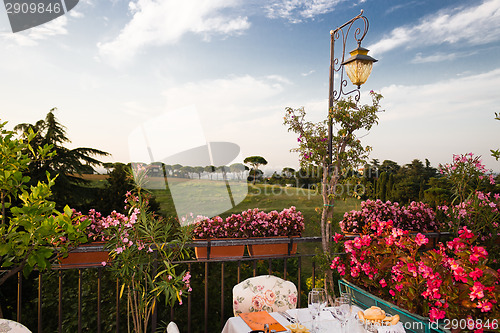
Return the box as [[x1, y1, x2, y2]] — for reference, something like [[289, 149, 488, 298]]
[[239, 311, 287, 332]]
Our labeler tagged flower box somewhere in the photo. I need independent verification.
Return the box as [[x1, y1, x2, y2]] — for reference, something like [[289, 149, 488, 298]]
[[193, 238, 245, 260], [247, 236, 298, 257], [191, 207, 304, 260], [339, 279, 449, 333], [58, 242, 109, 269]]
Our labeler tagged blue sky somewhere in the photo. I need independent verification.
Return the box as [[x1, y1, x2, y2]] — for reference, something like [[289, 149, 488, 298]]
[[1, 0, 499, 173]]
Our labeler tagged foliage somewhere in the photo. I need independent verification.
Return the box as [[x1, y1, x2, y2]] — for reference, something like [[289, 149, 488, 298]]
[[192, 206, 305, 239], [439, 191, 500, 266], [439, 153, 495, 204], [0, 122, 89, 286], [283, 92, 383, 295], [14, 108, 109, 211], [363, 159, 439, 204], [284, 91, 382, 246], [330, 221, 500, 327], [103, 188, 192, 333], [95, 162, 133, 215], [0, 121, 35, 224], [340, 199, 440, 234]]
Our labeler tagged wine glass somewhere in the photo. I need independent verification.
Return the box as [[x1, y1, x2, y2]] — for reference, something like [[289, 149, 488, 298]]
[[311, 288, 328, 310], [308, 290, 322, 332], [332, 294, 352, 333]]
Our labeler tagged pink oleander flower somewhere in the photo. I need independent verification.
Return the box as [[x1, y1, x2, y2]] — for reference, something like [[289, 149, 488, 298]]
[[379, 279, 387, 288]]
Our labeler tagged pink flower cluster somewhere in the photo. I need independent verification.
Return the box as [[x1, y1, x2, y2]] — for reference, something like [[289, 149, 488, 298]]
[[192, 206, 305, 239], [439, 153, 491, 181], [340, 199, 439, 234], [439, 190, 500, 244], [75, 207, 145, 255], [331, 221, 500, 324]]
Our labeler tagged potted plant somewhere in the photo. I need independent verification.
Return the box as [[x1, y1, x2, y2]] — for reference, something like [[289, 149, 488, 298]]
[[58, 209, 129, 268], [104, 188, 192, 333], [191, 214, 247, 259], [331, 219, 500, 332], [191, 206, 305, 259], [340, 199, 441, 234], [245, 206, 304, 257]]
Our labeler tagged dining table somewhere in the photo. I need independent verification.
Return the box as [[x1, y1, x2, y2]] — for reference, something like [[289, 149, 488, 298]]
[[221, 305, 404, 333]]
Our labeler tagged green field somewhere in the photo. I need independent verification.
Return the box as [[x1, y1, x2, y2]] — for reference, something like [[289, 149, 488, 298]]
[[150, 179, 361, 237]]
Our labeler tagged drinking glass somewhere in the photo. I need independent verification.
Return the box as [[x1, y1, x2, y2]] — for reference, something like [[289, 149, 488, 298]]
[[332, 294, 352, 333], [311, 288, 328, 310], [308, 290, 322, 332]]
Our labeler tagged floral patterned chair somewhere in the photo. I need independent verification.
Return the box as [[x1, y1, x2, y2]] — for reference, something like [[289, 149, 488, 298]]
[[232, 275, 298, 315], [0, 319, 32, 332]]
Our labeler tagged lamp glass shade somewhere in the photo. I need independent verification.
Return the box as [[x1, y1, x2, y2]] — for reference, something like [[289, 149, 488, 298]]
[[344, 60, 373, 87], [341, 47, 377, 87]]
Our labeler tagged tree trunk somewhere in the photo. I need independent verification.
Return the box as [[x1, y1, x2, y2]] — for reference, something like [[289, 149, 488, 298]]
[[320, 162, 338, 303]]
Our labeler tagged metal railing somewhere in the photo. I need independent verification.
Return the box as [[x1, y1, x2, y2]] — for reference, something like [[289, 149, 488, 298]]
[[2, 233, 450, 333], [2, 237, 323, 333]]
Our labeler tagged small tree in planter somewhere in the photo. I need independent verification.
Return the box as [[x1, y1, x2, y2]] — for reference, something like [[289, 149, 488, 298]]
[[284, 92, 383, 295]]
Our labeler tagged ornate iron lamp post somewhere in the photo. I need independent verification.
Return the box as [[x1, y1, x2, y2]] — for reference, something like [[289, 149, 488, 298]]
[[327, 10, 377, 167]]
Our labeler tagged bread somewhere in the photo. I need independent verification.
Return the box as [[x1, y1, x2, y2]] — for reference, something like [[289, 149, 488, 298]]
[[358, 307, 400, 326], [364, 306, 386, 320]]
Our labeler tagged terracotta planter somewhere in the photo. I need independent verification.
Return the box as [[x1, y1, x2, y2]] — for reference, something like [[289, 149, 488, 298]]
[[59, 242, 109, 269], [193, 238, 245, 260], [248, 236, 298, 257]]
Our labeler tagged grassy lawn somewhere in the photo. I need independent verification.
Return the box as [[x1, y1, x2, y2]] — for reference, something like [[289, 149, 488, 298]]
[[150, 179, 361, 237]]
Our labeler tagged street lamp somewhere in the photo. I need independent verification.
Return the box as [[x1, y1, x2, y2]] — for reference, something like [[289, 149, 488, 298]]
[[327, 10, 377, 167]]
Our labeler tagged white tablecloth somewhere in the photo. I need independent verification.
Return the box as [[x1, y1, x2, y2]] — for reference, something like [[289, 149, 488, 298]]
[[221, 306, 369, 333]]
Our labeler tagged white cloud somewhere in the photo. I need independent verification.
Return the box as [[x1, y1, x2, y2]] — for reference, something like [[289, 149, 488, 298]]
[[411, 52, 453, 64], [265, 0, 343, 23], [363, 67, 500, 170], [69, 10, 84, 18], [301, 69, 316, 76], [0, 16, 68, 46], [377, 68, 500, 121], [369, 0, 500, 56], [97, 0, 250, 66]]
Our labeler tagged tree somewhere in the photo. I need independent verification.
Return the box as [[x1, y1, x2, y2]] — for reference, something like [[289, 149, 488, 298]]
[[194, 166, 205, 179], [281, 167, 295, 178], [284, 92, 383, 295], [204, 165, 216, 180], [230, 163, 248, 180], [377, 171, 387, 201], [14, 108, 109, 210], [243, 156, 268, 185]]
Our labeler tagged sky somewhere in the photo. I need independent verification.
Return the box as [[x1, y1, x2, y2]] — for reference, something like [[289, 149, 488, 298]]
[[1, 0, 500, 175]]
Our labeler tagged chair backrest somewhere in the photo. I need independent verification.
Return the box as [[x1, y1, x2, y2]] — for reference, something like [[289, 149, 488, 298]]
[[0, 319, 32, 332], [166, 321, 180, 333], [232, 275, 298, 315]]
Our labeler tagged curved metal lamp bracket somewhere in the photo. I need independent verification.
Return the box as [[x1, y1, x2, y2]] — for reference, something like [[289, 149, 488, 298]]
[[329, 10, 369, 103]]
